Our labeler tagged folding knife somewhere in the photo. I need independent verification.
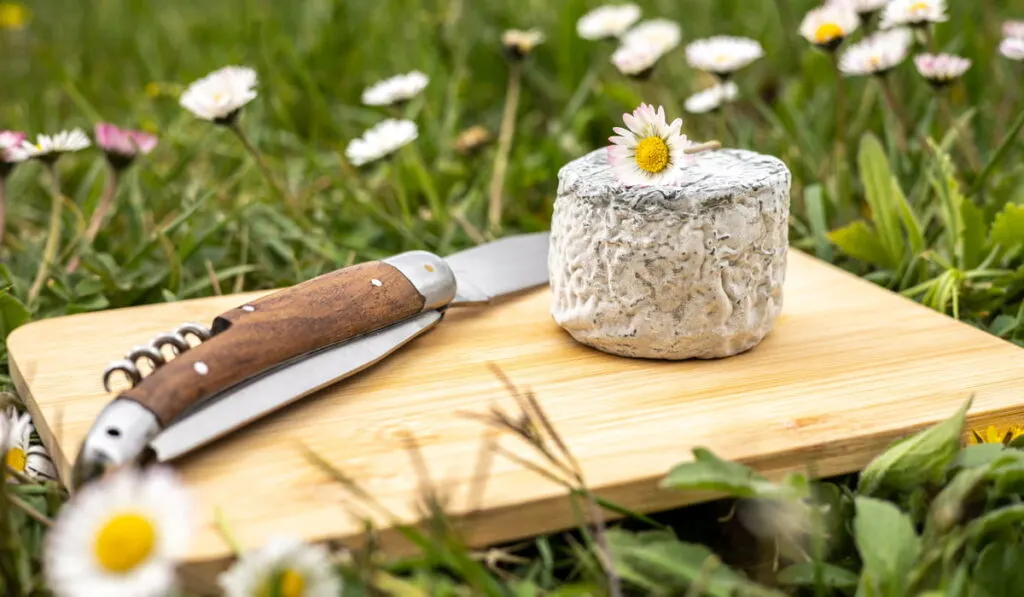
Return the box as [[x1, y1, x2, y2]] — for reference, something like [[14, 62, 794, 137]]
[[72, 232, 550, 488]]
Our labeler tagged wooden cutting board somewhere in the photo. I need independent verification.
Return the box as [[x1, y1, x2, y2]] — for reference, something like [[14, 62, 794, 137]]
[[9, 249, 1024, 590]]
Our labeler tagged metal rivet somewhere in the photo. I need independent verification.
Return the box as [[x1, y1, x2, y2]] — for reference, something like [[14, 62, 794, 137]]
[[194, 361, 209, 375], [241, 305, 255, 312], [371, 279, 383, 287]]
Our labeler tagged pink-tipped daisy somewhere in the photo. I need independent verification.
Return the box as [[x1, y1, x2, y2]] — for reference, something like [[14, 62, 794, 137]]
[[1001, 37, 1024, 61], [913, 53, 971, 87], [0, 130, 27, 175], [608, 103, 695, 186], [94, 123, 158, 169], [1003, 20, 1024, 39]]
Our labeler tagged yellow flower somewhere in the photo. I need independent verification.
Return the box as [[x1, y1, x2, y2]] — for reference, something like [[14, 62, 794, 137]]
[[0, 2, 29, 31], [967, 424, 1024, 446]]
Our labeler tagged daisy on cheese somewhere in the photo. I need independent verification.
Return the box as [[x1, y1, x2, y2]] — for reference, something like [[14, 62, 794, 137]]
[[608, 103, 697, 186]]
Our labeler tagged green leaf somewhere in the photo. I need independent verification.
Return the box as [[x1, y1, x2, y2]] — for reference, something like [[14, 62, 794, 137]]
[[661, 448, 801, 499], [776, 562, 859, 589], [923, 466, 989, 540], [0, 291, 31, 343], [828, 221, 895, 269], [970, 542, 1024, 597], [859, 397, 972, 495], [960, 199, 987, 270], [964, 504, 1024, 542], [952, 444, 1010, 470], [804, 184, 833, 261], [853, 496, 921, 597], [858, 133, 905, 266], [989, 203, 1024, 251]]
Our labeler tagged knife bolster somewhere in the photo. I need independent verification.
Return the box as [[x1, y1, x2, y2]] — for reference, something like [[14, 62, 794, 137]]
[[383, 251, 457, 311]]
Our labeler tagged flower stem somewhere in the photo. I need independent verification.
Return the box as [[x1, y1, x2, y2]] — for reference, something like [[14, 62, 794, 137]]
[[28, 162, 64, 305], [488, 61, 523, 235], [0, 176, 6, 247], [940, 93, 981, 171], [878, 75, 909, 151], [832, 53, 849, 209], [229, 122, 293, 210], [68, 166, 120, 273]]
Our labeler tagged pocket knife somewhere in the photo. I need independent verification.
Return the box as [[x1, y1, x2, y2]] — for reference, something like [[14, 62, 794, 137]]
[[72, 232, 550, 488]]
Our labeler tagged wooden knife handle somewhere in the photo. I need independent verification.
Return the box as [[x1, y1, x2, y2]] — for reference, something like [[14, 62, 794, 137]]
[[118, 251, 457, 426]]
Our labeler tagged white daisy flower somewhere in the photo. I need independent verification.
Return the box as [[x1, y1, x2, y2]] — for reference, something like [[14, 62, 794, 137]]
[[621, 19, 682, 56], [0, 130, 28, 167], [345, 119, 418, 166], [828, 0, 893, 15], [608, 103, 695, 186], [839, 28, 913, 76], [879, 0, 948, 29], [361, 71, 429, 107], [577, 3, 641, 40], [1001, 37, 1024, 61], [1003, 20, 1024, 39], [611, 42, 661, 78], [4, 408, 56, 482], [914, 53, 971, 86], [502, 28, 545, 59], [800, 4, 860, 50], [218, 537, 341, 597], [684, 82, 739, 114], [179, 65, 258, 123], [45, 467, 192, 597], [685, 36, 765, 78], [18, 128, 91, 161]]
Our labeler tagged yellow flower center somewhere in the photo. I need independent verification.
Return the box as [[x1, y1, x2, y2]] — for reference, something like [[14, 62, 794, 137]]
[[5, 447, 26, 472], [814, 23, 844, 44], [634, 137, 670, 174], [259, 569, 306, 597], [0, 2, 29, 30], [212, 91, 226, 103], [909, 1, 929, 14], [93, 512, 157, 573], [869, 55, 882, 68]]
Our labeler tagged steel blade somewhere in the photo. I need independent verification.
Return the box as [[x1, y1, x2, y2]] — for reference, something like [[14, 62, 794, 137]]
[[149, 310, 443, 461], [446, 231, 550, 305]]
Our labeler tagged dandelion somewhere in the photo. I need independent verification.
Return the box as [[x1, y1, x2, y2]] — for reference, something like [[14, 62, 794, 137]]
[[800, 4, 860, 51], [838, 28, 913, 76], [3, 408, 56, 482], [179, 65, 258, 124], [577, 3, 641, 40], [1000, 37, 1024, 61], [611, 42, 662, 79], [968, 425, 1024, 445], [45, 467, 192, 597], [454, 125, 492, 154], [684, 82, 739, 114], [0, 2, 29, 30], [879, 0, 947, 29], [914, 53, 971, 87], [345, 119, 418, 166], [502, 28, 545, 60], [361, 70, 429, 107], [18, 128, 91, 163], [621, 19, 682, 56], [685, 36, 765, 79], [608, 103, 718, 187], [828, 0, 893, 17], [218, 537, 342, 597], [1003, 20, 1024, 39]]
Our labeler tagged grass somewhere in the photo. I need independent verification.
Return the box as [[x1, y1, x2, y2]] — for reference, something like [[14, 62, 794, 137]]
[[2, 0, 1024, 594]]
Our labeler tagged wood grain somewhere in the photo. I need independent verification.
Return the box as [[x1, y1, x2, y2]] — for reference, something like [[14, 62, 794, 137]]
[[119, 261, 424, 425], [8, 249, 1024, 594]]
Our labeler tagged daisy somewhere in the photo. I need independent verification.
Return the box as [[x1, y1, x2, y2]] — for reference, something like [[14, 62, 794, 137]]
[[620, 19, 682, 56], [18, 128, 91, 162], [611, 42, 662, 78], [968, 424, 1024, 445], [576, 3, 641, 40], [345, 119, 418, 166], [684, 82, 739, 114], [913, 53, 971, 87], [685, 36, 765, 79], [838, 28, 913, 76], [800, 4, 860, 51], [0, 130, 27, 175], [361, 70, 429, 107], [828, 0, 892, 15], [94, 123, 158, 169], [608, 103, 702, 186], [502, 28, 545, 60], [879, 0, 947, 29], [4, 408, 56, 482], [179, 65, 258, 124], [218, 537, 342, 597], [1001, 37, 1024, 61], [1003, 20, 1024, 39], [45, 467, 192, 597]]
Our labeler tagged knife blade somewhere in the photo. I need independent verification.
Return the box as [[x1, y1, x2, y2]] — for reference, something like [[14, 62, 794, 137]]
[[71, 232, 550, 488]]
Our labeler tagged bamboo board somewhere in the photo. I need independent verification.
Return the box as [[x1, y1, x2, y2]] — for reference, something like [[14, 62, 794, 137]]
[[8, 249, 1024, 590]]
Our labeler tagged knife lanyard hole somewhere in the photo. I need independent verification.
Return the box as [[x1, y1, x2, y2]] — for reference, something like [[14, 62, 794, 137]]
[[106, 427, 121, 438]]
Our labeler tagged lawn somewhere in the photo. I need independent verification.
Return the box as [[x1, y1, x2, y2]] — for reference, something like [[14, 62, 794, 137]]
[[3, 0, 1024, 595]]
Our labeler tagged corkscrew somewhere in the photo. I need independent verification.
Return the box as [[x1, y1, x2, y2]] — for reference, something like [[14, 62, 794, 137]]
[[102, 322, 212, 392]]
